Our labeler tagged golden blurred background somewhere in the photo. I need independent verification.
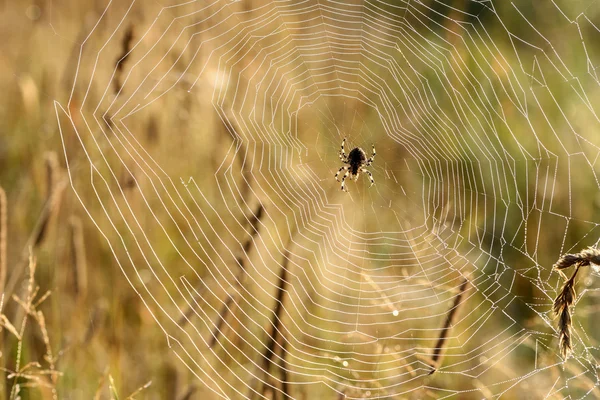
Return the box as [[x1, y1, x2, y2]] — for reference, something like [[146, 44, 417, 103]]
[[2, 0, 600, 399]]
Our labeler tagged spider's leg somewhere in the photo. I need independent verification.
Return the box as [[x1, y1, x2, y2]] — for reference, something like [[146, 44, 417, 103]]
[[361, 168, 374, 187], [335, 166, 348, 181], [366, 144, 376, 166], [339, 138, 347, 162], [341, 170, 350, 192]]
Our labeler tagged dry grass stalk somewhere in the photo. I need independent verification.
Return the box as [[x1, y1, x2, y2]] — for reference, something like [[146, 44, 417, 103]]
[[105, 24, 135, 129], [247, 204, 264, 236], [278, 330, 290, 399], [0, 186, 6, 294], [262, 247, 290, 363], [208, 294, 236, 349], [109, 375, 119, 399], [186, 204, 265, 349], [0, 186, 7, 381], [553, 247, 600, 271], [178, 204, 265, 328], [3, 253, 59, 399], [146, 116, 159, 144], [0, 309, 21, 339], [428, 277, 469, 375], [177, 385, 197, 400], [177, 283, 207, 327], [4, 157, 66, 298], [124, 380, 152, 400], [114, 24, 135, 95], [69, 216, 88, 298], [164, 364, 179, 400], [259, 239, 294, 398], [97, 374, 151, 400], [93, 368, 110, 400], [45, 152, 60, 197], [221, 115, 253, 202], [553, 269, 577, 358], [207, 233, 254, 347], [34, 152, 62, 246], [552, 247, 600, 358], [36, 310, 58, 391]]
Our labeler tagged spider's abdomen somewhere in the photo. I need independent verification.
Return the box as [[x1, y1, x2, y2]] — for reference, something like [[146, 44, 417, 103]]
[[348, 147, 367, 174]]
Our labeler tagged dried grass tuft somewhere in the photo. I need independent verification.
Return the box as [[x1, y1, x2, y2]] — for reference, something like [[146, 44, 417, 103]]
[[553, 247, 600, 270], [552, 246, 600, 358], [553, 265, 580, 358], [2, 252, 60, 399]]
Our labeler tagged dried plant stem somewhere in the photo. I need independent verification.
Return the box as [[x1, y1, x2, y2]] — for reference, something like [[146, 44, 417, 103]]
[[279, 331, 290, 400], [164, 364, 178, 400], [0, 188, 5, 400], [259, 239, 293, 398], [208, 294, 236, 349], [221, 114, 253, 202], [178, 204, 264, 328], [4, 161, 66, 298], [146, 116, 159, 144], [69, 216, 88, 298], [109, 375, 120, 400], [176, 385, 197, 400], [0, 186, 7, 391], [0, 186, 6, 294], [34, 152, 61, 246], [114, 24, 134, 95], [428, 277, 469, 375], [124, 380, 152, 400], [262, 248, 290, 365], [206, 204, 264, 347], [5, 253, 58, 399], [93, 368, 110, 400], [36, 310, 58, 398], [552, 246, 600, 357], [177, 285, 207, 327], [553, 247, 600, 271]]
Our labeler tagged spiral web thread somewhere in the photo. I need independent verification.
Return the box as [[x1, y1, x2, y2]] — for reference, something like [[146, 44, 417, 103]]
[[55, 0, 600, 398]]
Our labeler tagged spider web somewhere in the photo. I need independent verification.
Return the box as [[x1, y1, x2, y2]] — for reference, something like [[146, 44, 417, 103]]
[[55, 0, 600, 398]]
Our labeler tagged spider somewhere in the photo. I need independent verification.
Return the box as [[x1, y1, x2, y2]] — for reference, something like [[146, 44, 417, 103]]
[[334, 138, 376, 192]]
